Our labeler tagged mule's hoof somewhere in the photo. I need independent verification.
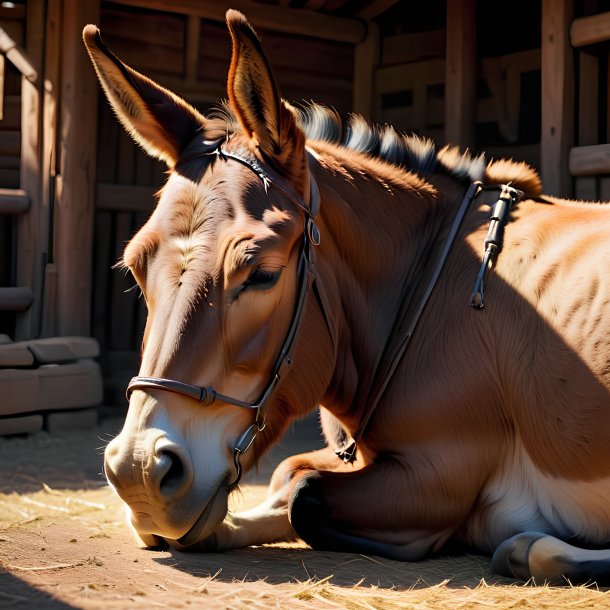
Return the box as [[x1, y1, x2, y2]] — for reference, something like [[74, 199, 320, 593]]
[[492, 532, 546, 581]]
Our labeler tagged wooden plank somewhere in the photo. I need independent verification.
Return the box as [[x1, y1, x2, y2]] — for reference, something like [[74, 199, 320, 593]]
[[607, 52, 610, 143], [91, 210, 112, 369], [0, 188, 29, 214], [185, 15, 200, 84], [117, 130, 135, 184], [571, 11, 610, 47], [0, 94, 22, 127], [37, 0, 62, 338], [95, 104, 118, 183], [484, 143, 541, 172], [0, 343, 34, 367], [444, 0, 476, 148], [0, 6, 25, 19], [540, 0, 573, 196], [100, 7, 185, 49], [381, 29, 445, 66], [375, 59, 445, 94], [0, 55, 5, 121], [0, 14, 24, 45], [0, 287, 33, 311], [110, 212, 136, 350], [53, 0, 101, 336], [568, 143, 610, 176], [357, 0, 399, 20], [0, 26, 37, 82], [96, 183, 157, 212], [0, 130, 20, 155], [15, 0, 44, 340], [252, 30, 354, 80], [100, 35, 184, 77], [574, 176, 598, 201], [113, 0, 367, 44], [578, 50, 598, 146], [353, 21, 379, 118]]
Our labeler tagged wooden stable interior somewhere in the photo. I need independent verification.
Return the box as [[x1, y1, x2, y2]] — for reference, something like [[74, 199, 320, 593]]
[[0, 0, 610, 424]]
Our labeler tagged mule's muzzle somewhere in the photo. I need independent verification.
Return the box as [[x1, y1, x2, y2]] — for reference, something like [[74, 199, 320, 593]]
[[104, 435, 194, 500]]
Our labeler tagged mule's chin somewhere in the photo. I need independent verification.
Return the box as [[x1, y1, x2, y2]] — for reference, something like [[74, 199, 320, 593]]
[[126, 483, 229, 550], [172, 485, 229, 548]]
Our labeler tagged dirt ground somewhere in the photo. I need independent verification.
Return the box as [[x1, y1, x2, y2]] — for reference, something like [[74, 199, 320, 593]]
[[1, 413, 610, 609]]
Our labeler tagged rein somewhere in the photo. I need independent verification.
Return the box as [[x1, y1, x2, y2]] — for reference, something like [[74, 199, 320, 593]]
[[126, 144, 332, 496], [335, 180, 524, 462]]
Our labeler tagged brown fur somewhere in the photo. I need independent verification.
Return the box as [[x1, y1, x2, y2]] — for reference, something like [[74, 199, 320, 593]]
[[86, 11, 610, 586]]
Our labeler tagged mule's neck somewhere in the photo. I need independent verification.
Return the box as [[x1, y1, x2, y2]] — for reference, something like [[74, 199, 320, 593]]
[[310, 144, 467, 430]]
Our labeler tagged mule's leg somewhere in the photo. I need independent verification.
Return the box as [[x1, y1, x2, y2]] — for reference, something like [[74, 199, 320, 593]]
[[186, 447, 350, 551], [289, 458, 467, 561], [493, 532, 610, 585]]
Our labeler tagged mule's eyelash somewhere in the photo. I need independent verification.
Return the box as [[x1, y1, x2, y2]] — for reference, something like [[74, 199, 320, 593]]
[[244, 267, 282, 289], [231, 266, 283, 302]]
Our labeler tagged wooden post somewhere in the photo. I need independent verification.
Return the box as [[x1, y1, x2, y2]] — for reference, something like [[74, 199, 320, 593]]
[[444, 0, 476, 148], [185, 15, 200, 85], [540, 0, 574, 197], [53, 0, 100, 336], [15, 0, 44, 340], [353, 20, 379, 119]]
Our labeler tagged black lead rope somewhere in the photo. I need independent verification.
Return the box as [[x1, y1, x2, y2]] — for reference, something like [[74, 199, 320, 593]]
[[470, 184, 524, 308]]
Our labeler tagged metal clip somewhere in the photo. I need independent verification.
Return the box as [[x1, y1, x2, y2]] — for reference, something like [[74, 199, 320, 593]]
[[307, 219, 321, 246]]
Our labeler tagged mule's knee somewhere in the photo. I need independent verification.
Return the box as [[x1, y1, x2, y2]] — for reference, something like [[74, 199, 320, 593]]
[[268, 448, 339, 495], [268, 454, 316, 495], [289, 472, 330, 549]]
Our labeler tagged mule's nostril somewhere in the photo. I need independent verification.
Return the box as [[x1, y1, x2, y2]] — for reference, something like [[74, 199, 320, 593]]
[[154, 441, 193, 497], [158, 449, 186, 492]]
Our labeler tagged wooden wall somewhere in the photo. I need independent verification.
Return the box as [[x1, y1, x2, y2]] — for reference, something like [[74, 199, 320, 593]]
[[0, 5, 25, 336], [371, 0, 542, 170], [0, 0, 603, 406]]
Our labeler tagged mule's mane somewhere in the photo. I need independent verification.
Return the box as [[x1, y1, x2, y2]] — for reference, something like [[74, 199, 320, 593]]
[[207, 101, 542, 197]]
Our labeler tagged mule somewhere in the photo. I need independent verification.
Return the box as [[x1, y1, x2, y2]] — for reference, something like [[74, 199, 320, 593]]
[[84, 10, 610, 585]]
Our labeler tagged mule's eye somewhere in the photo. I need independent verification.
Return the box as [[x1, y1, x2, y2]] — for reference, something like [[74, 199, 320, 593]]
[[244, 267, 281, 291]]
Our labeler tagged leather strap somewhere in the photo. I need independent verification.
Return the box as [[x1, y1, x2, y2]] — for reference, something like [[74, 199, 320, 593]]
[[335, 181, 483, 461]]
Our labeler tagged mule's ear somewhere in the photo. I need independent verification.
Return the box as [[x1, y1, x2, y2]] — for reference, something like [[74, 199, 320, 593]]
[[82, 24, 206, 167], [225, 10, 306, 184]]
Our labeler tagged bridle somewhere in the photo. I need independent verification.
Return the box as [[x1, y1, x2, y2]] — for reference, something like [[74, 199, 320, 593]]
[[125, 141, 526, 490], [126, 144, 332, 491]]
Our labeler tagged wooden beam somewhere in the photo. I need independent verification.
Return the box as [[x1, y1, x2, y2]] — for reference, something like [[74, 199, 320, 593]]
[[569, 143, 610, 176], [0, 26, 37, 81], [570, 11, 610, 47], [0, 287, 34, 312], [113, 0, 367, 44], [541, 0, 574, 196], [0, 188, 30, 214], [444, 0, 476, 148], [53, 0, 101, 336], [357, 0, 399, 20]]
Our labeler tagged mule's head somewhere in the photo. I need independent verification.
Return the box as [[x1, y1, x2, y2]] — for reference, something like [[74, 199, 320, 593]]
[[83, 11, 332, 547]]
